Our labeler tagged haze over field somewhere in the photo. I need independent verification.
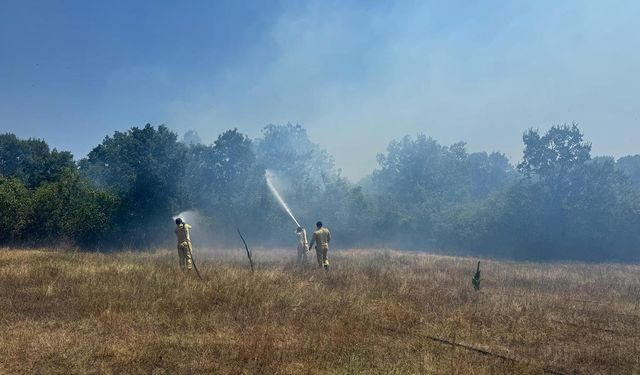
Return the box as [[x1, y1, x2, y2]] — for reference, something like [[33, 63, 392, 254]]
[[2, 3, 640, 374], [1, 1, 639, 180], [1, 2, 640, 261]]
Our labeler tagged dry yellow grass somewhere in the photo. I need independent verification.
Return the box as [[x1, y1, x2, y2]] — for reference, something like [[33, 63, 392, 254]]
[[0, 248, 639, 374]]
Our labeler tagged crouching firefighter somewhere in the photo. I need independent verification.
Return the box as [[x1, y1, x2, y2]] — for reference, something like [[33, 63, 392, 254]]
[[296, 226, 309, 264], [309, 221, 331, 270], [175, 218, 193, 271]]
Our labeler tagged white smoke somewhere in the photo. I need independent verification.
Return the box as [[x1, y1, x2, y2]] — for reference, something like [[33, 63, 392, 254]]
[[172, 210, 202, 226]]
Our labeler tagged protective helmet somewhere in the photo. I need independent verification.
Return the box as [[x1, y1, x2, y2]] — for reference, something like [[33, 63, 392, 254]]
[[175, 218, 183, 225]]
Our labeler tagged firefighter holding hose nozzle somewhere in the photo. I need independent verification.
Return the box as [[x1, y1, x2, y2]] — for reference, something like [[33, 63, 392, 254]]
[[175, 218, 194, 271], [296, 226, 309, 264]]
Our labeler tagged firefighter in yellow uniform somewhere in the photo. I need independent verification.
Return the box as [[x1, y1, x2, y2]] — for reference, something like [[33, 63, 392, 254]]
[[296, 226, 308, 264], [175, 218, 193, 270], [309, 221, 331, 270]]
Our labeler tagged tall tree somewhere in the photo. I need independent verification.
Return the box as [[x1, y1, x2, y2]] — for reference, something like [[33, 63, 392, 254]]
[[184, 129, 264, 244], [374, 135, 470, 203], [257, 123, 336, 188], [616, 155, 640, 187], [79, 124, 187, 248], [0, 176, 32, 243], [0, 133, 74, 188], [27, 168, 119, 247], [468, 151, 516, 199], [370, 135, 471, 246], [475, 124, 640, 261], [187, 129, 257, 209], [255, 123, 346, 237], [518, 124, 591, 184]]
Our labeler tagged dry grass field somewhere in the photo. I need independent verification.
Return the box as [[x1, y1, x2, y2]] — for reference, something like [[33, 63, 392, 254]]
[[0, 248, 639, 374]]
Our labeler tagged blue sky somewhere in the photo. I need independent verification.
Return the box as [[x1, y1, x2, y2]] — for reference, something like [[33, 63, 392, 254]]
[[1, 0, 639, 180]]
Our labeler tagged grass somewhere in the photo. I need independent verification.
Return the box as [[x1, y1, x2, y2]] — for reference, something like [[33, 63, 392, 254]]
[[0, 248, 639, 374]]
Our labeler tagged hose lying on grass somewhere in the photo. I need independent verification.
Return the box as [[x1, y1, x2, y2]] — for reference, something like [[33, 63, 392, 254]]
[[380, 325, 569, 375]]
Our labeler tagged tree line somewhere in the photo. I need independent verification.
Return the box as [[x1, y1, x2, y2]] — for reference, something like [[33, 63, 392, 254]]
[[0, 123, 638, 262]]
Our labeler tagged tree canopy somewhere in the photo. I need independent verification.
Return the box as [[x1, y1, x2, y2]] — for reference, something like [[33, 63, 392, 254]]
[[0, 122, 638, 262], [0, 133, 74, 188]]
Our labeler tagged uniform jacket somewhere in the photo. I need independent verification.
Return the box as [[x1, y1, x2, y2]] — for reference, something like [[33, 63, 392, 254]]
[[310, 227, 331, 249]]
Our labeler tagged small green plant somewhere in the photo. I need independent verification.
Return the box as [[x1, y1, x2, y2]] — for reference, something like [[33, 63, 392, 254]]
[[472, 261, 481, 291]]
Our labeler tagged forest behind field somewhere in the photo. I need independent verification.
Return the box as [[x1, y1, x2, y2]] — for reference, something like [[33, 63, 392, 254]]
[[1, 123, 639, 262]]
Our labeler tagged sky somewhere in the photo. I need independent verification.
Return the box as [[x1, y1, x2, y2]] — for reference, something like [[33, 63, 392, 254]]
[[1, 0, 639, 180]]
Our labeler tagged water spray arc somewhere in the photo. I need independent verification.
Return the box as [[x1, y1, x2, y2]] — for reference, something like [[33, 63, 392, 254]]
[[265, 170, 301, 228]]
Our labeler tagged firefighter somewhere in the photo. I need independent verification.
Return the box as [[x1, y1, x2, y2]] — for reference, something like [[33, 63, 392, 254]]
[[309, 221, 331, 270], [174, 218, 193, 270], [296, 226, 308, 264]]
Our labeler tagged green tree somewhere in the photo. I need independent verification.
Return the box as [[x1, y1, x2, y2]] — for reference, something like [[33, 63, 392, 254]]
[[616, 155, 640, 187], [473, 125, 640, 261], [190, 129, 258, 208], [468, 152, 516, 199], [370, 135, 471, 246], [28, 169, 119, 248], [518, 124, 591, 185], [79, 124, 187, 248], [0, 133, 74, 188], [374, 135, 470, 204], [185, 129, 264, 244], [257, 123, 336, 188], [255, 123, 351, 242], [515, 124, 593, 252], [0, 176, 32, 243]]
